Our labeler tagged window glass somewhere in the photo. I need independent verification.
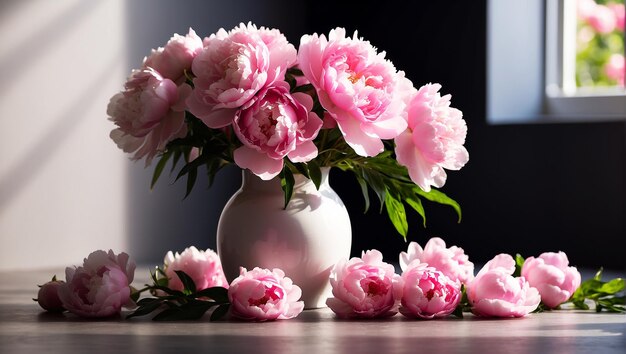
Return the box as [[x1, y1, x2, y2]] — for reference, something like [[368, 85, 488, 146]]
[[576, 0, 625, 88]]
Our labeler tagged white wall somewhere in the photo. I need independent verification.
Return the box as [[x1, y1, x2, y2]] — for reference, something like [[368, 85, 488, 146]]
[[0, 0, 309, 270], [0, 0, 128, 270]]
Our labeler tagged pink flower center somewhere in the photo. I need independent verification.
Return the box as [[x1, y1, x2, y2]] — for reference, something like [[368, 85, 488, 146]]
[[256, 103, 279, 140], [348, 72, 362, 84], [74, 273, 94, 305], [361, 277, 389, 297], [327, 50, 392, 121], [420, 272, 456, 302], [249, 284, 283, 306], [96, 266, 109, 277]]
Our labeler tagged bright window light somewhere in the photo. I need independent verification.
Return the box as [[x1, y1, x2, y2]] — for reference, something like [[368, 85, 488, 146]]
[[576, 0, 625, 89], [487, 0, 625, 124], [545, 0, 625, 119]]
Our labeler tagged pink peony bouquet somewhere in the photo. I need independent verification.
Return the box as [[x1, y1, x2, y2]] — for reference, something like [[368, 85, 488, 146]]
[[107, 23, 468, 237]]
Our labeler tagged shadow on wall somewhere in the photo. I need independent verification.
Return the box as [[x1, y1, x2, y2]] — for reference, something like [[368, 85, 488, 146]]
[[123, 0, 309, 265], [0, 0, 101, 212], [0, 58, 119, 215]]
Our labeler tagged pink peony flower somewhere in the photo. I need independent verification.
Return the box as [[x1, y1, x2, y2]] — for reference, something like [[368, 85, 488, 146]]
[[108, 68, 189, 165], [57, 250, 136, 318], [395, 83, 468, 192], [609, 3, 625, 31], [232, 82, 323, 180], [521, 251, 582, 308], [187, 23, 297, 129], [143, 28, 203, 83], [395, 261, 461, 319], [577, 0, 597, 21], [326, 249, 399, 318], [587, 4, 617, 34], [399, 237, 474, 284], [163, 246, 229, 291], [298, 28, 411, 157], [36, 278, 65, 312], [228, 267, 304, 321], [467, 254, 540, 318], [605, 53, 625, 86]]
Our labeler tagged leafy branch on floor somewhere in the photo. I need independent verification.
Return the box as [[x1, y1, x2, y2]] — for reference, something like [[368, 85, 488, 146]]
[[127, 268, 230, 321], [568, 268, 625, 313]]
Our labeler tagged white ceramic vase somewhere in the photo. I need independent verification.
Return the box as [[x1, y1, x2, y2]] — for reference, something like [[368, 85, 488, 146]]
[[217, 168, 351, 309]]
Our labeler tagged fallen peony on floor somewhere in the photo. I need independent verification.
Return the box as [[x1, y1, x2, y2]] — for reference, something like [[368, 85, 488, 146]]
[[2, 267, 625, 354]]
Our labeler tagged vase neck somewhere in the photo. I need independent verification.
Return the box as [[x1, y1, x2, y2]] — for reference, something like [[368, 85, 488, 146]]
[[241, 167, 330, 193]]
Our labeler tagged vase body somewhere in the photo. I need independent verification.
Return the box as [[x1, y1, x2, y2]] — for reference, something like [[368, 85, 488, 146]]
[[217, 168, 351, 308]]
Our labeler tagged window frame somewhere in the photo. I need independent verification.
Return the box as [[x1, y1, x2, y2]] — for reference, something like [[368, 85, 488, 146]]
[[487, 0, 626, 125]]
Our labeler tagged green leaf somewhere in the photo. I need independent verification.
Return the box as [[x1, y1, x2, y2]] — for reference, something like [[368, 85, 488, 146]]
[[174, 270, 197, 295], [307, 159, 322, 190], [573, 299, 589, 310], [596, 297, 626, 313], [292, 83, 315, 94], [151, 151, 172, 190], [568, 270, 625, 313], [279, 166, 295, 209], [451, 304, 464, 318], [580, 279, 604, 294], [175, 153, 214, 199], [152, 300, 216, 321], [157, 267, 168, 278], [594, 268, 604, 281], [414, 187, 462, 222], [452, 284, 471, 317], [137, 298, 162, 306], [171, 150, 183, 173], [596, 300, 625, 313], [184, 167, 198, 199], [384, 193, 408, 238], [174, 151, 211, 183], [361, 168, 387, 212], [130, 286, 140, 303], [156, 276, 169, 288], [195, 287, 229, 302], [285, 74, 297, 91], [210, 303, 230, 321], [598, 278, 625, 294], [126, 299, 164, 319], [355, 175, 370, 213], [205, 158, 224, 188], [513, 254, 525, 277], [361, 152, 410, 181], [286, 67, 304, 76], [291, 162, 310, 179], [405, 197, 426, 227], [149, 285, 186, 297]]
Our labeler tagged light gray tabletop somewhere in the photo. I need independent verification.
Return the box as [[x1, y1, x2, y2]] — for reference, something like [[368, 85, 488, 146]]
[[1, 268, 625, 354]]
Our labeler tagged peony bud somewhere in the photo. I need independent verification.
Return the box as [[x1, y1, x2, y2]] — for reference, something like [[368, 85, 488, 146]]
[[35, 276, 65, 312]]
